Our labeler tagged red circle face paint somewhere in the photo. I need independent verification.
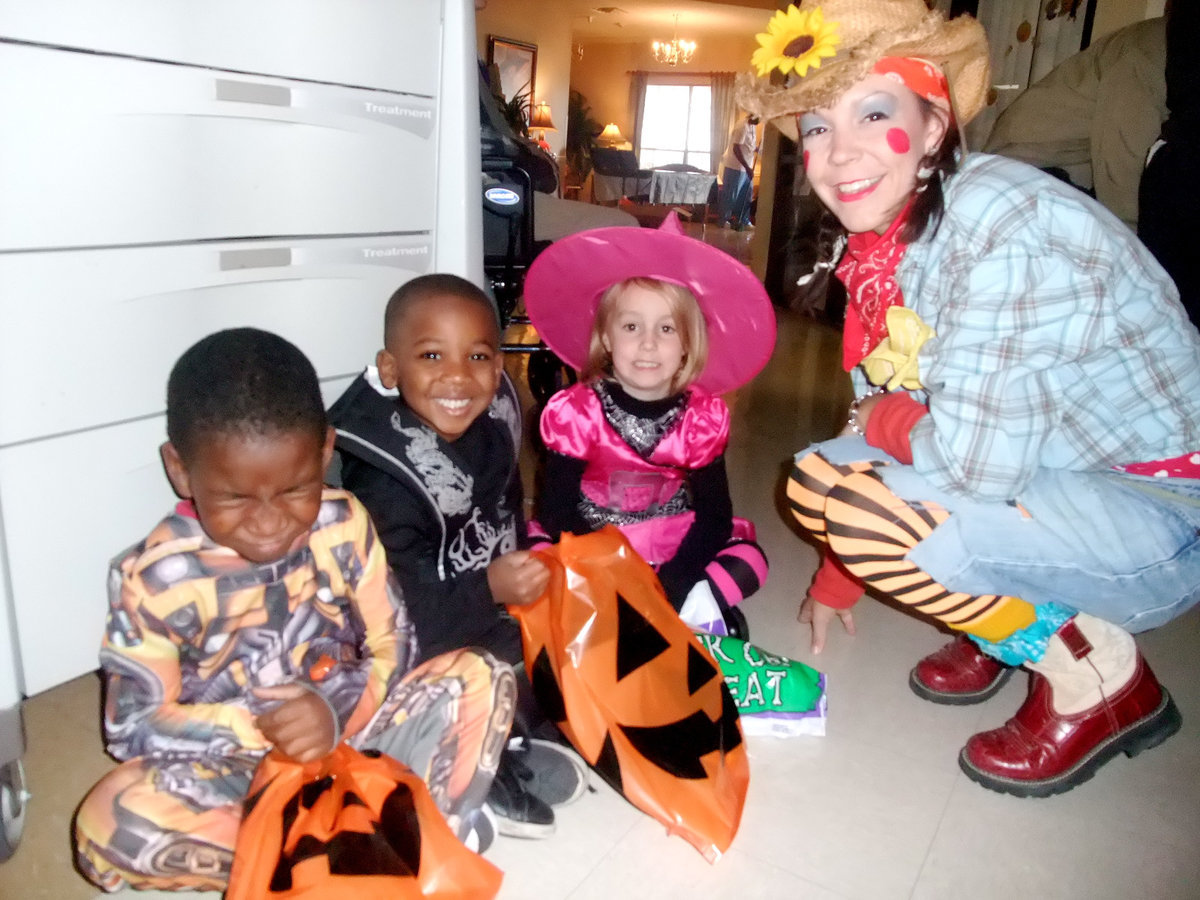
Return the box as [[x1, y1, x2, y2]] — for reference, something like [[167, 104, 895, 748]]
[[886, 128, 911, 154], [803, 149, 809, 168]]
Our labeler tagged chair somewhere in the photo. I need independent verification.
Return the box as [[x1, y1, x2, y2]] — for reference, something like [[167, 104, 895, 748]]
[[481, 159, 536, 324], [648, 163, 719, 225], [478, 62, 552, 322], [590, 148, 653, 204]]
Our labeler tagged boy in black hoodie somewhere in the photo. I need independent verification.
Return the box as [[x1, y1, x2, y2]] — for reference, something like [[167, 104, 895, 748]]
[[329, 274, 586, 840]]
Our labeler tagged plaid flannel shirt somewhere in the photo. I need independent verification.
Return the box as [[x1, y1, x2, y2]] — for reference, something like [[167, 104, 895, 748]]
[[857, 153, 1200, 501]]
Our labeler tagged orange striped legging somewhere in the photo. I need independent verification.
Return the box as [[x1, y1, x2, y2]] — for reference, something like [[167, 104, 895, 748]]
[[787, 450, 1037, 642]]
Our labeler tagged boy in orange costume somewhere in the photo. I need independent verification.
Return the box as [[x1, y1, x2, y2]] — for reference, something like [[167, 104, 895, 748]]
[[75, 328, 514, 891]]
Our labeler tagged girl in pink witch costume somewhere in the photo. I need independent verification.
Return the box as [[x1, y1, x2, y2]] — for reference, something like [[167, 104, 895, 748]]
[[522, 212, 776, 637]]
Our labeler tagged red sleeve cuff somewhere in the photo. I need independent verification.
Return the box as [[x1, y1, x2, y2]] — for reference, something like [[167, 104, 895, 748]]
[[865, 392, 928, 465], [808, 552, 864, 609]]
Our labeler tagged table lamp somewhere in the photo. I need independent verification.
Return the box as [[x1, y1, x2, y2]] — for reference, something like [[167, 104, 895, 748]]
[[598, 122, 625, 146], [529, 101, 557, 143]]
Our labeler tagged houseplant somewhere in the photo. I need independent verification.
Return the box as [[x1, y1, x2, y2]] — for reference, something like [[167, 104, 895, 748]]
[[500, 89, 531, 137], [565, 89, 603, 183]]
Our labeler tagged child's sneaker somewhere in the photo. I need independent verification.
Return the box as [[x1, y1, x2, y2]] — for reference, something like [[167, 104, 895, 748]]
[[516, 738, 590, 807], [723, 605, 750, 641], [463, 804, 497, 854], [486, 749, 556, 839]]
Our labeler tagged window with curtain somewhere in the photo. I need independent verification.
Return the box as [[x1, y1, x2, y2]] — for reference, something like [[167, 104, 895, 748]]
[[638, 82, 712, 169]]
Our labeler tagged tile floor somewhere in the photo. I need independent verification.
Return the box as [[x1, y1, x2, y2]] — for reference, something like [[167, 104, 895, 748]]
[[3, 304, 1199, 900]]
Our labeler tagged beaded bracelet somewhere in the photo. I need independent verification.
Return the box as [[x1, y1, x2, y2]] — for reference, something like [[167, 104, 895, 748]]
[[847, 388, 886, 436]]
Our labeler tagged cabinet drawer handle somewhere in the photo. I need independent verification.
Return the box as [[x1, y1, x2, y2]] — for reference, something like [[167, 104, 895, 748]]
[[215, 79, 292, 107], [219, 248, 293, 271]]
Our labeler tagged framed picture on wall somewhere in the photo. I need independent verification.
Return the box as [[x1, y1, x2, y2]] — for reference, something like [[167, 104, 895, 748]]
[[487, 35, 537, 107]]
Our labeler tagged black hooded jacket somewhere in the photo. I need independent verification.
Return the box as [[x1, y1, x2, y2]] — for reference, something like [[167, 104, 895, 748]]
[[328, 368, 526, 664]]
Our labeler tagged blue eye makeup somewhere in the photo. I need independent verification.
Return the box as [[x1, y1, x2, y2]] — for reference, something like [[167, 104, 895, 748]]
[[859, 92, 898, 121], [799, 112, 827, 136]]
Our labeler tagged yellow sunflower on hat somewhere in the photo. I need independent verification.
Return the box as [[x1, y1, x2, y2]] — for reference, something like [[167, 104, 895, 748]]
[[751, 4, 841, 79]]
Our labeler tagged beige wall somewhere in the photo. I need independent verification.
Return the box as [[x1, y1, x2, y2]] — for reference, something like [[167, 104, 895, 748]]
[[1092, 0, 1167, 41], [570, 44, 639, 142], [475, 0, 573, 155], [571, 34, 759, 145]]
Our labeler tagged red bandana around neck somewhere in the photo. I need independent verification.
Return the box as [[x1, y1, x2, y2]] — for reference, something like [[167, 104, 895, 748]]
[[835, 199, 914, 371]]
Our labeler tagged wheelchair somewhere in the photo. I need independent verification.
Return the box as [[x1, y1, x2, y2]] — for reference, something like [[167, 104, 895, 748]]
[[480, 69, 576, 409]]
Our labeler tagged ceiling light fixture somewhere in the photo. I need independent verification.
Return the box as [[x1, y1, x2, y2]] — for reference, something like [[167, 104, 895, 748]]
[[652, 14, 696, 67]]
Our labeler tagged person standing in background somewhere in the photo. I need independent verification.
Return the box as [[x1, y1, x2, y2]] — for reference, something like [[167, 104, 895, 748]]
[[716, 112, 760, 230]]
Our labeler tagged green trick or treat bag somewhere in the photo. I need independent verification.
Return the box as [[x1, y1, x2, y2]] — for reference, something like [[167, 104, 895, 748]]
[[694, 634, 827, 737]]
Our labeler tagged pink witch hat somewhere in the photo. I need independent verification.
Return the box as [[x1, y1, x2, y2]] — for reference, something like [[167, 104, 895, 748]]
[[522, 212, 777, 396]]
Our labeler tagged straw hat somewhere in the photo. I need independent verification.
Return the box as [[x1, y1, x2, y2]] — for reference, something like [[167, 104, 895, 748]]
[[735, 0, 990, 141], [523, 213, 776, 396]]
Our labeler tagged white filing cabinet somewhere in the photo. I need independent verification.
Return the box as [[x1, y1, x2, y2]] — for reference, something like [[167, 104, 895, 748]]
[[0, 0, 484, 705]]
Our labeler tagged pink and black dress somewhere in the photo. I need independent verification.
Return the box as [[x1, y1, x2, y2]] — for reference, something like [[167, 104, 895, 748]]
[[535, 379, 766, 635]]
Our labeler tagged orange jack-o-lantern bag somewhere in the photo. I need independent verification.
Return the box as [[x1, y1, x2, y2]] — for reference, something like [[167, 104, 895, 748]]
[[226, 743, 501, 900], [511, 526, 749, 862]]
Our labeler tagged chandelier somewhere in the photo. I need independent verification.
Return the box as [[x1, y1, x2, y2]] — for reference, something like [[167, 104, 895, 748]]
[[652, 14, 696, 67]]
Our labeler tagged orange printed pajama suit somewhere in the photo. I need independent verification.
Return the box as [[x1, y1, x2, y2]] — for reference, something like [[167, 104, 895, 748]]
[[75, 489, 514, 892]]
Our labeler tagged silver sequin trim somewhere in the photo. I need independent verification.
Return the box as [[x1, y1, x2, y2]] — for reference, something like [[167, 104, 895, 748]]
[[578, 486, 691, 529], [594, 380, 687, 458]]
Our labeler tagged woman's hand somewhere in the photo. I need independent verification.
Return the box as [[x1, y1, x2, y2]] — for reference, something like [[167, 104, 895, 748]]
[[798, 594, 856, 655], [488, 550, 550, 607], [253, 684, 336, 762]]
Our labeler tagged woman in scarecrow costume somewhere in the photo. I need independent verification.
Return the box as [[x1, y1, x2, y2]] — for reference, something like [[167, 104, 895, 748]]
[[738, 0, 1200, 797]]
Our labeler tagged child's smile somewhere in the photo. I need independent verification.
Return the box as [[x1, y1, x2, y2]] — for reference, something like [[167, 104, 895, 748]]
[[602, 283, 685, 401], [377, 293, 503, 442]]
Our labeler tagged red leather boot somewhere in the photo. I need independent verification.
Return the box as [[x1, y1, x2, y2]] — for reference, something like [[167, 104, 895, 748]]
[[958, 618, 1181, 798], [909, 635, 1013, 705]]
